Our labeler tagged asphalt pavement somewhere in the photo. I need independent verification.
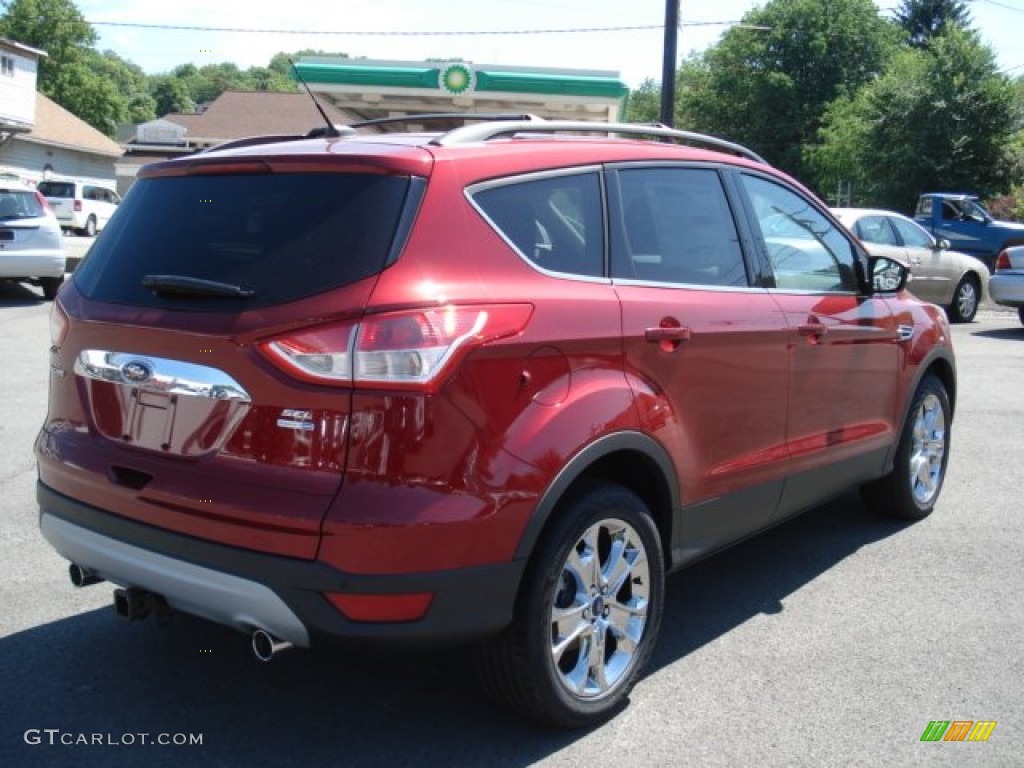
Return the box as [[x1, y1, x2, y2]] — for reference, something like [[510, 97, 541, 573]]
[[0, 285, 1020, 768]]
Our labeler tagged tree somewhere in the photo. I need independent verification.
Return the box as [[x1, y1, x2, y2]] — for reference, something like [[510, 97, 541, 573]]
[[676, 0, 897, 179], [807, 27, 1018, 210], [46, 59, 126, 135], [893, 0, 971, 48], [0, 0, 95, 91], [150, 76, 195, 116], [625, 79, 660, 123]]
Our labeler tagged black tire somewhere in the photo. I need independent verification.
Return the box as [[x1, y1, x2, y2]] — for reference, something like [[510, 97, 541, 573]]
[[862, 375, 951, 520], [82, 216, 97, 237], [947, 275, 980, 323], [40, 275, 64, 301], [474, 483, 665, 728]]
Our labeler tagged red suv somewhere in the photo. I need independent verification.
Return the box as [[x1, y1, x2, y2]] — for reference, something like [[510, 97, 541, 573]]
[[36, 117, 955, 727]]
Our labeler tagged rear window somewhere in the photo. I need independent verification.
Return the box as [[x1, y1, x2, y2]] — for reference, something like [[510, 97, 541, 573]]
[[37, 181, 75, 198], [0, 189, 45, 220], [74, 173, 412, 310]]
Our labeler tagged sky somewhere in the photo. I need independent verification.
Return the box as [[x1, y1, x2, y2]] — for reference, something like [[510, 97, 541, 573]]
[[73, 0, 1024, 88]]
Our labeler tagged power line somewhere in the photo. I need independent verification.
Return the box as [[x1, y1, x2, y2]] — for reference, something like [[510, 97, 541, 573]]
[[971, 0, 1024, 14], [84, 19, 748, 36]]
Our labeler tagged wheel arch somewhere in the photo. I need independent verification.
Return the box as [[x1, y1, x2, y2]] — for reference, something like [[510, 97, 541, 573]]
[[882, 350, 956, 473], [513, 431, 679, 570]]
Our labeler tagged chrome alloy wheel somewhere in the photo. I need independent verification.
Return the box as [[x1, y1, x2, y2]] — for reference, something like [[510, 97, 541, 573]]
[[955, 280, 978, 321], [549, 518, 650, 700], [909, 392, 947, 506]]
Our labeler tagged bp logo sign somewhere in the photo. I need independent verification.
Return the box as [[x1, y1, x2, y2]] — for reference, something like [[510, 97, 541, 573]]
[[440, 63, 475, 96]]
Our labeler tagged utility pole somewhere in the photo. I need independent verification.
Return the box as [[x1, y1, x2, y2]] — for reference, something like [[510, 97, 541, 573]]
[[660, 0, 679, 127]]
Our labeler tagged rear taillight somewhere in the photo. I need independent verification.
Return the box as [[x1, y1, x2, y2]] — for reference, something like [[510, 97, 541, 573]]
[[258, 304, 532, 391], [50, 300, 69, 348], [73, 200, 82, 212], [995, 250, 1011, 271]]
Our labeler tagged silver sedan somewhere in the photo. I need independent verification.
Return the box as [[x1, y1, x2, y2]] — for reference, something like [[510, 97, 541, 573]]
[[832, 208, 989, 323], [990, 245, 1024, 326]]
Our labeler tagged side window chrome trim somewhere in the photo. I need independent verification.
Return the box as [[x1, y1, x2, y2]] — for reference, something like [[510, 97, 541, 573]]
[[612, 278, 768, 294], [465, 165, 605, 196], [765, 287, 859, 297]]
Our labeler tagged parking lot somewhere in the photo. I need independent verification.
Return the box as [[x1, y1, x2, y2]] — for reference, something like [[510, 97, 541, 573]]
[[0, 284, 1020, 768]]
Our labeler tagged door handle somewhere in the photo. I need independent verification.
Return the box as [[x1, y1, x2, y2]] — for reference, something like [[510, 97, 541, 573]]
[[644, 326, 692, 343], [797, 319, 827, 338]]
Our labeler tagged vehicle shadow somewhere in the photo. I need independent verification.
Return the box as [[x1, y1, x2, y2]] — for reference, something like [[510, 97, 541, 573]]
[[970, 326, 1023, 340], [650, 491, 907, 672], [0, 281, 47, 306], [0, 493, 909, 768]]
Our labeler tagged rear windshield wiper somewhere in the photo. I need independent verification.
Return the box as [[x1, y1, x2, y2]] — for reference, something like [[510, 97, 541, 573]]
[[142, 274, 254, 299]]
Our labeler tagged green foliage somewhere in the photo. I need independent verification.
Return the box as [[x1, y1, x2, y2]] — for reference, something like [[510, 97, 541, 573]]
[[625, 79, 660, 123], [149, 76, 195, 116], [677, 0, 898, 179], [47, 58, 126, 135], [0, 0, 95, 81], [894, 0, 971, 48], [808, 27, 1018, 210], [147, 51, 355, 114]]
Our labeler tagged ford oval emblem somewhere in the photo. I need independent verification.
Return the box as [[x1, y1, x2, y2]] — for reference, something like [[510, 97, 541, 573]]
[[121, 360, 153, 383]]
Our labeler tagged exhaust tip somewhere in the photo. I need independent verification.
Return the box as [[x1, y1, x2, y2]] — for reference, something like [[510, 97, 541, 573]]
[[69, 563, 103, 588], [252, 629, 293, 662]]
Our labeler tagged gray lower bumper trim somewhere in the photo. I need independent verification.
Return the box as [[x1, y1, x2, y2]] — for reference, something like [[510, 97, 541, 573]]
[[40, 513, 309, 647]]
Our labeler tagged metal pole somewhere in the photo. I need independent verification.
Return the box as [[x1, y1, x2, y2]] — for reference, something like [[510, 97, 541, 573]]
[[660, 0, 679, 127]]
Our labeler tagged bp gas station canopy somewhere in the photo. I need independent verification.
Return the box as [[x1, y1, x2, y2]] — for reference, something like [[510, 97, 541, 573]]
[[294, 58, 630, 127]]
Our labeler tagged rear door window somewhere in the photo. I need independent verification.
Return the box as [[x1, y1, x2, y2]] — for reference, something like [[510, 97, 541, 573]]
[[888, 216, 935, 249], [612, 167, 748, 287], [74, 173, 413, 310]]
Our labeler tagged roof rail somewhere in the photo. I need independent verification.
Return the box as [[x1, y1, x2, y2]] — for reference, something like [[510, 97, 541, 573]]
[[202, 126, 357, 154], [200, 114, 544, 154], [430, 120, 767, 164], [350, 112, 543, 130]]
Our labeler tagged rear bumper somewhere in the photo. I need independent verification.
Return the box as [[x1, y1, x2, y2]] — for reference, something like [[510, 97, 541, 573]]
[[0, 251, 66, 278], [37, 481, 524, 647], [989, 273, 1024, 307]]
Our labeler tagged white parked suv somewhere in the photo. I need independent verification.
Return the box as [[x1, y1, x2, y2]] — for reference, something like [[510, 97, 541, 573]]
[[36, 179, 121, 237]]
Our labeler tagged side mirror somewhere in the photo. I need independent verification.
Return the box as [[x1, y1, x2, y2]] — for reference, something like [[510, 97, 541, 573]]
[[870, 256, 908, 294], [934, 238, 950, 251]]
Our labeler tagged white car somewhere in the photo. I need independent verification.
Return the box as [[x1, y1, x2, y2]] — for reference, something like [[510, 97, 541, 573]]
[[0, 179, 66, 299], [36, 179, 121, 237], [990, 245, 1024, 326], [832, 207, 989, 323]]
